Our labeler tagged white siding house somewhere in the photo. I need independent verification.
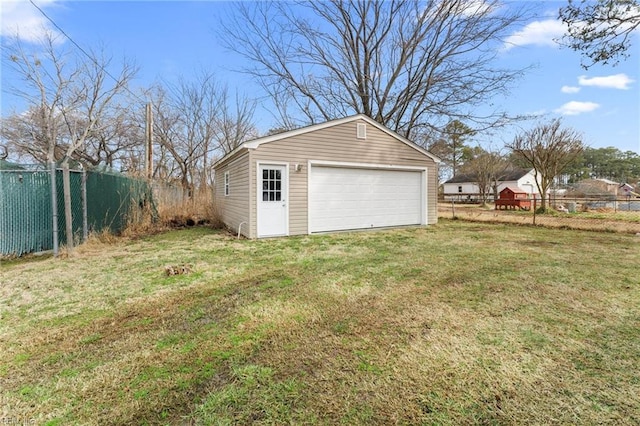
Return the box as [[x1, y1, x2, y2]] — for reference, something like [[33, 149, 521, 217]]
[[442, 169, 540, 202]]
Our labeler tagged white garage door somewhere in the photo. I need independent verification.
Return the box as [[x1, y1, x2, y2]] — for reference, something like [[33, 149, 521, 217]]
[[309, 166, 424, 233]]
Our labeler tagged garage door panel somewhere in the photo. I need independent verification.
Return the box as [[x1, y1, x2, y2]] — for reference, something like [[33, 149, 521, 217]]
[[309, 166, 423, 233]]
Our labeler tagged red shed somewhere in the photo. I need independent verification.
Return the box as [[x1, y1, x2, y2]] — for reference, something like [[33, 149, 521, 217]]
[[495, 186, 531, 210]]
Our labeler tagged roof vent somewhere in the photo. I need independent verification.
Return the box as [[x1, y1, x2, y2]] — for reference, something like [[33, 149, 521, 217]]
[[356, 123, 367, 139]]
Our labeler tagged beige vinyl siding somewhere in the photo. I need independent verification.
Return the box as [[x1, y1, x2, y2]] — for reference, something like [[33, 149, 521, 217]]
[[214, 151, 251, 237], [250, 118, 438, 236]]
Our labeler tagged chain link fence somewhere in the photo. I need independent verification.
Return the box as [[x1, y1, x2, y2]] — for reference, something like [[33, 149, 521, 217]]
[[1, 162, 155, 257], [438, 198, 640, 234], [86, 170, 156, 235], [56, 167, 84, 247], [1, 165, 55, 256]]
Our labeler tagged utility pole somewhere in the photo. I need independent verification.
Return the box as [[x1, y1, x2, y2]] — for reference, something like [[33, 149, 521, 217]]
[[145, 102, 153, 179]]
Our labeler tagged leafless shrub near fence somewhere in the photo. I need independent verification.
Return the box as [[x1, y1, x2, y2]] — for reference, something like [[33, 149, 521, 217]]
[[151, 182, 223, 228], [152, 182, 185, 218]]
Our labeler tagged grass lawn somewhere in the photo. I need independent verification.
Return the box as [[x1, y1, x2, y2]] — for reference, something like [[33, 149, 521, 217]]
[[1, 220, 639, 425]]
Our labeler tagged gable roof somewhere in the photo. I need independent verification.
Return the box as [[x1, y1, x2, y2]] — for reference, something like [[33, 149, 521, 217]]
[[214, 114, 441, 168], [595, 177, 618, 185], [444, 168, 532, 184], [501, 186, 527, 194]]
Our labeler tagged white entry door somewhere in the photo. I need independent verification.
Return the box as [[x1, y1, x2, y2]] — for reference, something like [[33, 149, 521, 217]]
[[257, 164, 288, 237]]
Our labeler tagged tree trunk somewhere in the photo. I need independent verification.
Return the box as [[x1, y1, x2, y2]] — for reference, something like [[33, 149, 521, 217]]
[[62, 160, 74, 255], [539, 188, 548, 212]]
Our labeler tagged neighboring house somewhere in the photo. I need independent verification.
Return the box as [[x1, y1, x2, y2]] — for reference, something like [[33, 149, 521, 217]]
[[213, 114, 441, 238], [574, 178, 619, 197], [442, 168, 540, 202]]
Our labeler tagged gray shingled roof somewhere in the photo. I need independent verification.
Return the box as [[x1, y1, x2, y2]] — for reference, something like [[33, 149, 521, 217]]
[[444, 168, 531, 184]]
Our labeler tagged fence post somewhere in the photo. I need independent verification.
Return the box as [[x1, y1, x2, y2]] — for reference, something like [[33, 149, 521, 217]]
[[533, 196, 537, 226], [62, 161, 74, 255], [50, 161, 59, 257], [82, 167, 88, 242]]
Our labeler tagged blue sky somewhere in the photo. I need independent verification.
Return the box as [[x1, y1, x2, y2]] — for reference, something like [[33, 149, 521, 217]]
[[1, 0, 639, 154]]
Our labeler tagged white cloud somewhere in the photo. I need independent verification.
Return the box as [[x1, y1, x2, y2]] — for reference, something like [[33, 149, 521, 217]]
[[458, 0, 495, 17], [561, 86, 581, 94], [554, 101, 600, 116], [503, 19, 565, 50], [578, 74, 634, 90], [527, 109, 547, 116], [0, 0, 62, 43]]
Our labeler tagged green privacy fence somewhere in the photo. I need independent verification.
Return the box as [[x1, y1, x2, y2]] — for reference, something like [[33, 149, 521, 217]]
[[0, 165, 55, 256], [0, 162, 155, 257], [86, 170, 155, 235]]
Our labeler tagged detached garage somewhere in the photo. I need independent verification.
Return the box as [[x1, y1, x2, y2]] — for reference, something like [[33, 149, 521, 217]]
[[213, 114, 440, 239]]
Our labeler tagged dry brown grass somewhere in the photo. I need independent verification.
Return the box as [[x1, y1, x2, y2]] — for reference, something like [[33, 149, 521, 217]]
[[439, 203, 640, 233], [1, 222, 639, 424], [117, 187, 224, 240], [155, 188, 222, 227]]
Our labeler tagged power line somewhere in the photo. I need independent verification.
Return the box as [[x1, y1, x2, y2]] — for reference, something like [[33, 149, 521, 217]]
[[28, 0, 147, 104], [28, 0, 154, 179]]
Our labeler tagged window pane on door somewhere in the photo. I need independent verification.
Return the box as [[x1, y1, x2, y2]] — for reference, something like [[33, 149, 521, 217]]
[[261, 167, 283, 203]]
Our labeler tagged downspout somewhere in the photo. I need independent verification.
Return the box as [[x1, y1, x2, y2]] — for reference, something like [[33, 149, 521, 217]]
[[237, 221, 247, 239]]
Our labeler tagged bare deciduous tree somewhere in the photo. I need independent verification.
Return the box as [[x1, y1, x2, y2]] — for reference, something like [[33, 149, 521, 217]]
[[508, 119, 584, 212], [2, 33, 138, 253], [172, 73, 224, 195], [1, 97, 143, 171], [145, 85, 182, 183], [148, 74, 258, 196], [214, 89, 258, 156], [78, 103, 145, 171], [1, 106, 65, 163], [221, 0, 531, 136], [460, 149, 510, 205], [559, 0, 640, 69]]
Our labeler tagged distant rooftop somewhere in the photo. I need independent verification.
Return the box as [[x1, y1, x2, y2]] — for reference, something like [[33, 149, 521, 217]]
[[444, 168, 531, 184]]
